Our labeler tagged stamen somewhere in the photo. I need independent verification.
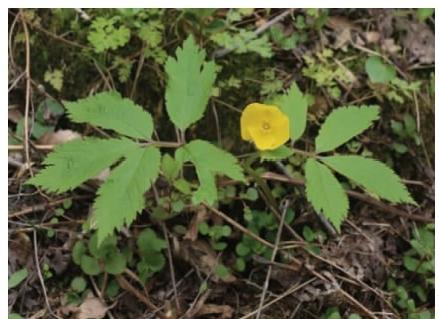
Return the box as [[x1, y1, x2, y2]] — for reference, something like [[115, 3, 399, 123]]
[[262, 122, 271, 130]]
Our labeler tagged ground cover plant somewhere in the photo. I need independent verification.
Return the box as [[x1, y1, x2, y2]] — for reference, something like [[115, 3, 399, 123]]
[[8, 8, 434, 319]]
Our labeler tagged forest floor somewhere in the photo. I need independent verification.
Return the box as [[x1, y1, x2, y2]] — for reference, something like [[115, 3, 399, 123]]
[[8, 8, 435, 319]]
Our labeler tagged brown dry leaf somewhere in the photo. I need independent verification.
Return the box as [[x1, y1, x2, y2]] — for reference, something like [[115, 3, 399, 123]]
[[184, 205, 208, 241], [38, 129, 81, 145], [197, 304, 234, 319], [403, 22, 434, 64], [326, 16, 359, 50], [381, 38, 401, 54], [8, 106, 23, 123], [326, 16, 358, 31], [363, 31, 381, 44], [75, 292, 107, 319]]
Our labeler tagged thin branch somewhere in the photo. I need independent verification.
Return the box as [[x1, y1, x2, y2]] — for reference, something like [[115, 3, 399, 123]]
[[115, 275, 167, 319], [33, 230, 62, 319], [19, 9, 32, 172], [255, 199, 290, 319], [238, 278, 316, 319], [203, 204, 275, 249]]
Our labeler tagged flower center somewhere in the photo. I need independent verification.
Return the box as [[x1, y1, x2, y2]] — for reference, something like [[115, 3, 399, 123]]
[[262, 121, 271, 131]]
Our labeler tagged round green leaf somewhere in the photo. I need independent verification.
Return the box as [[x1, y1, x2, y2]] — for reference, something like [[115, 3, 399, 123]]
[[80, 255, 101, 276], [104, 251, 127, 275], [71, 276, 87, 292]]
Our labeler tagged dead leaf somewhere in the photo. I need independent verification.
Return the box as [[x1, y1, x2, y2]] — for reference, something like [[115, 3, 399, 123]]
[[363, 31, 381, 44], [8, 106, 23, 123], [184, 206, 208, 241], [403, 22, 434, 64], [333, 28, 351, 50], [75, 292, 107, 319], [381, 38, 401, 54], [326, 16, 359, 31], [197, 304, 234, 318], [38, 129, 81, 145]]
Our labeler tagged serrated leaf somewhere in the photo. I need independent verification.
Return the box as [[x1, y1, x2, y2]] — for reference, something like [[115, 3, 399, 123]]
[[260, 145, 293, 161], [315, 105, 380, 153], [277, 82, 308, 142], [175, 140, 245, 205], [28, 138, 136, 193], [321, 155, 415, 204], [66, 91, 153, 140], [89, 233, 117, 258], [161, 153, 181, 180], [305, 158, 349, 231], [94, 146, 161, 243], [88, 16, 131, 52], [165, 36, 217, 130]]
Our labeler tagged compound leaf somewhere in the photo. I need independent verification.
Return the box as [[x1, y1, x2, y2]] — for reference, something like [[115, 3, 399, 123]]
[[165, 36, 217, 130], [66, 91, 153, 140], [94, 146, 161, 243], [277, 82, 308, 142], [315, 105, 380, 153], [305, 158, 349, 231], [28, 138, 136, 193], [322, 155, 415, 204], [175, 140, 245, 204]]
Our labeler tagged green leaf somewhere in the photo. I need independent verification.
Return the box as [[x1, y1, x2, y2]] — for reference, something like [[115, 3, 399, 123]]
[[259, 145, 293, 162], [71, 276, 87, 292], [8, 268, 28, 289], [104, 251, 127, 274], [72, 241, 87, 265], [94, 146, 161, 243], [137, 228, 167, 253], [8, 314, 23, 319], [165, 36, 217, 130], [365, 56, 396, 84], [143, 251, 166, 271], [214, 264, 230, 279], [315, 105, 380, 153], [161, 153, 181, 180], [66, 91, 153, 140], [236, 242, 250, 256], [80, 255, 101, 276], [305, 158, 349, 231], [277, 82, 309, 142], [89, 233, 117, 258], [44, 69, 63, 91], [175, 140, 245, 204], [28, 138, 136, 193], [321, 155, 415, 204], [416, 8, 434, 22], [88, 17, 130, 53]]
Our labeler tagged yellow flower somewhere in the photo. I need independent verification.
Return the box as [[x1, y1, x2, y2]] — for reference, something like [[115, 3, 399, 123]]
[[240, 103, 290, 150]]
